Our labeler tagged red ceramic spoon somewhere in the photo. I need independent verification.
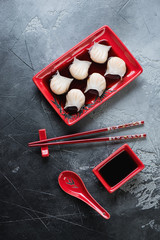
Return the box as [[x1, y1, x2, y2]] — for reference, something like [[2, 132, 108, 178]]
[[58, 171, 110, 220]]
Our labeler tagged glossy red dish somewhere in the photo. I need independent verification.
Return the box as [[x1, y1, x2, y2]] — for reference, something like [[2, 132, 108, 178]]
[[92, 144, 145, 193], [33, 26, 143, 126]]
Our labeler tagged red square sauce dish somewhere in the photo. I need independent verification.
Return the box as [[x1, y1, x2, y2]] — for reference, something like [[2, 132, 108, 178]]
[[33, 26, 143, 126], [92, 144, 145, 193]]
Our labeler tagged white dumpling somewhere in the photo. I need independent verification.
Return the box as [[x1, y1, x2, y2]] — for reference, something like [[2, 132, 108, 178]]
[[89, 42, 111, 63], [105, 57, 126, 79], [50, 71, 73, 95], [84, 73, 106, 96], [64, 89, 85, 112], [69, 58, 91, 80]]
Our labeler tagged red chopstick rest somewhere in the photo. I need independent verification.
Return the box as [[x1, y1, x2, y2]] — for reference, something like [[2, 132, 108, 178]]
[[39, 129, 49, 157]]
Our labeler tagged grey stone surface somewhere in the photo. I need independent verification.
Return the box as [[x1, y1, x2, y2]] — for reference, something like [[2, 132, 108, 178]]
[[0, 0, 160, 239]]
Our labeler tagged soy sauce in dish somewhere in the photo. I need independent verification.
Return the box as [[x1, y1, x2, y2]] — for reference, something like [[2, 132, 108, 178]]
[[99, 151, 138, 187]]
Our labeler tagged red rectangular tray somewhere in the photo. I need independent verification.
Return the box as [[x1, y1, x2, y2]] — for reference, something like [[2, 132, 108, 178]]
[[33, 26, 143, 126]]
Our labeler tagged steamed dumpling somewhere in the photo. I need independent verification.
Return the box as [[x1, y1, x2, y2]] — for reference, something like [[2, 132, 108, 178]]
[[69, 58, 91, 80], [105, 57, 126, 79], [64, 89, 85, 112], [50, 71, 73, 95], [89, 42, 111, 63], [85, 73, 106, 96]]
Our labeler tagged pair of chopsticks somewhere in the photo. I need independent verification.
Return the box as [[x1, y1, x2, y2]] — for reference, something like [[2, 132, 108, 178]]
[[28, 121, 146, 148]]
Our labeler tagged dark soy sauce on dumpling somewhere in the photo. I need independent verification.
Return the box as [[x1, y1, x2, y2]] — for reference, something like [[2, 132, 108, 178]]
[[105, 74, 121, 80], [65, 106, 78, 114], [85, 89, 99, 104]]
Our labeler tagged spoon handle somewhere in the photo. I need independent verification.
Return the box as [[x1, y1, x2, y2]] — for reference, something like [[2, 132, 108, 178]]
[[80, 193, 110, 220]]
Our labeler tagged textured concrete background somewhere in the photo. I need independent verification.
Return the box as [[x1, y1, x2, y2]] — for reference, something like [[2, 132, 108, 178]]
[[0, 0, 160, 239]]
